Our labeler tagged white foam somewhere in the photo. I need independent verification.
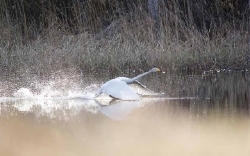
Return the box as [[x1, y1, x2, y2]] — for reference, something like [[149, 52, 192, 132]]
[[13, 88, 34, 98], [12, 83, 100, 100]]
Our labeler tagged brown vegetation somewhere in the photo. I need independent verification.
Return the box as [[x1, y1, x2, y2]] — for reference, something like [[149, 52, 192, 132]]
[[0, 0, 249, 78]]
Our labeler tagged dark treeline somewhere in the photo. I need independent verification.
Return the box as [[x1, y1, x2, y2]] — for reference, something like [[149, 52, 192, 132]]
[[1, 0, 249, 41]]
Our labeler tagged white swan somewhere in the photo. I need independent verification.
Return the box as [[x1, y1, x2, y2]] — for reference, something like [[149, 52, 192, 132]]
[[94, 68, 162, 100]]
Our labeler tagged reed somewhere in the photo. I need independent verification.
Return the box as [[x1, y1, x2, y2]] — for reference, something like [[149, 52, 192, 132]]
[[0, 0, 249, 79]]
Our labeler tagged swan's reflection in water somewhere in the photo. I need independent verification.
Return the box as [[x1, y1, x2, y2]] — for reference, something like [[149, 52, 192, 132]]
[[95, 98, 166, 120]]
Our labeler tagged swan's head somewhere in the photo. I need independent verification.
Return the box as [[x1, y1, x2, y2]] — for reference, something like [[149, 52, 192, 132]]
[[151, 68, 161, 73]]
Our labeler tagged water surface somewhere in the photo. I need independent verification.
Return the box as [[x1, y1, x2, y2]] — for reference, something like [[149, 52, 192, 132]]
[[0, 72, 250, 156]]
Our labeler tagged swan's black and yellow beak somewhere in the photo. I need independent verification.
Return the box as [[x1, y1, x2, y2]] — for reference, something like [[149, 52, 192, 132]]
[[156, 68, 165, 73]]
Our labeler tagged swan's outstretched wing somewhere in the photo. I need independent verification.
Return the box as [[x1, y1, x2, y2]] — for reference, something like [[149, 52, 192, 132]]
[[101, 79, 140, 100], [129, 80, 162, 96]]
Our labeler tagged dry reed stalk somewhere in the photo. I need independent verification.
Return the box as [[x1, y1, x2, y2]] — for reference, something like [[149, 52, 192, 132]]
[[0, 0, 248, 79]]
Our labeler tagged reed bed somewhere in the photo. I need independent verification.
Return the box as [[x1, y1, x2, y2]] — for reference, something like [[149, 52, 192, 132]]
[[0, 0, 249, 80]]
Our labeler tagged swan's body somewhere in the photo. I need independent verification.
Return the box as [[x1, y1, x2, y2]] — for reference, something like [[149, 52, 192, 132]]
[[95, 68, 161, 100]]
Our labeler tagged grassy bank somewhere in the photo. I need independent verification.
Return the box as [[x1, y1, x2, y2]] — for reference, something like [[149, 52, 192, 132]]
[[1, 22, 248, 77], [0, 0, 249, 79]]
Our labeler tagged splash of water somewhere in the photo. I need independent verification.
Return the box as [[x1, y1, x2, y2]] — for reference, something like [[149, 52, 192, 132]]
[[12, 80, 100, 100], [13, 88, 36, 99]]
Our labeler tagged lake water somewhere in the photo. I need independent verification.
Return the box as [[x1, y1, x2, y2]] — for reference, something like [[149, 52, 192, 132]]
[[0, 71, 250, 156]]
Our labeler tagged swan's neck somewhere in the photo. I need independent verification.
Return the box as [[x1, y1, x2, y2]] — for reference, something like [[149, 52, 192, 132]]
[[131, 71, 151, 82]]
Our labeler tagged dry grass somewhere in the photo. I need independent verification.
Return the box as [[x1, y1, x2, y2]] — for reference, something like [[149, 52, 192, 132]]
[[0, 0, 249, 79]]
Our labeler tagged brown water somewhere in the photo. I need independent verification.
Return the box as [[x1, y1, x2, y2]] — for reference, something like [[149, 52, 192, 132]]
[[0, 72, 250, 156]]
